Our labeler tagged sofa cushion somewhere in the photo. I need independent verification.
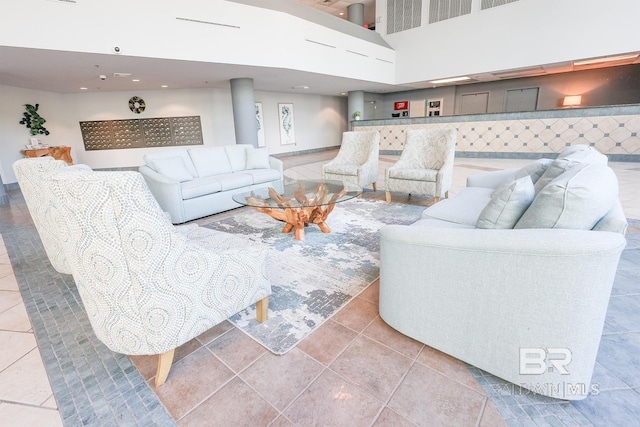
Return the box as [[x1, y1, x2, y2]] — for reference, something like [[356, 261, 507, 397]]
[[145, 149, 197, 177], [242, 169, 282, 185], [476, 176, 535, 229], [246, 147, 271, 170], [388, 168, 437, 182], [181, 176, 223, 200], [534, 146, 608, 193], [188, 147, 232, 177], [150, 156, 194, 182], [421, 187, 494, 226], [213, 173, 254, 191], [411, 218, 475, 229], [514, 159, 552, 184], [515, 163, 617, 230], [323, 163, 359, 176], [225, 145, 250, 172]]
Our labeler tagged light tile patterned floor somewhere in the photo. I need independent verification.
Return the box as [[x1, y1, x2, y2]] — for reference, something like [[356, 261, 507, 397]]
[[0, 152, 638, 426]]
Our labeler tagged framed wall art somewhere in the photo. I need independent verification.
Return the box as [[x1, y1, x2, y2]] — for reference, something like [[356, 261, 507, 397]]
[[278, 103, 296, 146], [255, 102, 266, 147]]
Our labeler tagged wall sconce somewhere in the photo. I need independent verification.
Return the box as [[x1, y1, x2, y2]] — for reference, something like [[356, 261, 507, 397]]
[[563, 95, 582, 108]]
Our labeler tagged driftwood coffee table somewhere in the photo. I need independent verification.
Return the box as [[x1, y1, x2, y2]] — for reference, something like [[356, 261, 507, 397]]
[[232, 180, 361, 240]]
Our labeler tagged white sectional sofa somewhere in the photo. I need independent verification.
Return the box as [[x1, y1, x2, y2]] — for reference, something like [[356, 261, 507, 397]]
[[379, 145, 627, 400], [139, 144, 284, 223]]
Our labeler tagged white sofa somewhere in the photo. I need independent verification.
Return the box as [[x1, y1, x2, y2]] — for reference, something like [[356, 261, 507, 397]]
[[139, 144, 284, 223], [379, 145, 627, 400]]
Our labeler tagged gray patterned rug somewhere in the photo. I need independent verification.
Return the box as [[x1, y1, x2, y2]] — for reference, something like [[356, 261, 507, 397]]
[[204, 199, 425, 354]]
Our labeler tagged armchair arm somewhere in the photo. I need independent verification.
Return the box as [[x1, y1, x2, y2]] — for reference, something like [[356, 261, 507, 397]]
[[138, 165, 186, 223], [379, 225, 626, 399]]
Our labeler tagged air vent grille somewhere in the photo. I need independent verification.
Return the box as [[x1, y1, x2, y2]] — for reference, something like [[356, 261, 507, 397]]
[[481, 0, 520, 10], [387, 0, 422, 34], [428, 0, 472, 24]]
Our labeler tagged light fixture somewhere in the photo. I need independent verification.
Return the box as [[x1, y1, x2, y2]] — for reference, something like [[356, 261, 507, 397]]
[[80, 87, 88, 90], [573, 53, 638, 66], [562, 95, 582, 108], [161, 85, 168, 88], [429, 76, 471, 84], [291, 85, 309, 90], [132, 79, 140, 82]]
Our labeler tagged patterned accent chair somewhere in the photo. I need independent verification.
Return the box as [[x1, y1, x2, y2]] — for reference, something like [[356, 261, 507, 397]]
[[322, 131, 380, 192], [43, 169, 271, 386], [13, 157, 92, 274], [385, 129, 457, 203]]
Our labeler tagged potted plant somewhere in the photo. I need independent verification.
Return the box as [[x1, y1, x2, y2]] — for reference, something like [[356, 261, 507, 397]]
[[353, 111, 361, 120], [19, 103, 50, 136]]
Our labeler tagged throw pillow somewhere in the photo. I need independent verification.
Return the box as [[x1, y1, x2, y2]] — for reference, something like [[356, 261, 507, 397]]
[[225, 144, 251, 172], [534, 146, 608, 194], [150, 156, 193, 182], [515, 163, 617, 230], [476, 176, 535, 229], [514, 159, 552, 185], [246, 147, 271, 170]]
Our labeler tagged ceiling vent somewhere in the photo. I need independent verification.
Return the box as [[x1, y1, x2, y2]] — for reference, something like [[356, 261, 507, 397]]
[[429, 0, 472, 24], [113, 73, 132, 78], [481, 0, 519, 10], [491, 66, 546, 79]]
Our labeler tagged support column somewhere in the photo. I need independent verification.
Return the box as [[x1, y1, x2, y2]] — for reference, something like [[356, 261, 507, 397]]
[[348, 3, 364, 27], [230, 78, 258, 147], [348, 90, 364, 130]]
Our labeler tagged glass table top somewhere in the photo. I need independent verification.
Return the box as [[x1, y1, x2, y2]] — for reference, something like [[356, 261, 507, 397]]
[[232, 179, 362, 208]]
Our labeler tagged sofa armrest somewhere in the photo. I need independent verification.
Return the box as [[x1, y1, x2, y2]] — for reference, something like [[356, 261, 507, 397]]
[[379, 225, 626, 399], [269, 156, 284, 176], [466, 168, 518, 189], [138, 165, 186, 223]]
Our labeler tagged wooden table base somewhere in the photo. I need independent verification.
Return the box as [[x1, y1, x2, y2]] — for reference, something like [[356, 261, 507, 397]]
[[245, 183, 347, 240]]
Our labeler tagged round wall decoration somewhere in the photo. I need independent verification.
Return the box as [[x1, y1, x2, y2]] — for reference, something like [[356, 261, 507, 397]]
[[128, 96, 146, 114]]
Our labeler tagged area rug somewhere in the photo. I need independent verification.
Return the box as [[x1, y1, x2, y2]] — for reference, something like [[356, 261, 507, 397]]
[[204, 199, 425, 354]]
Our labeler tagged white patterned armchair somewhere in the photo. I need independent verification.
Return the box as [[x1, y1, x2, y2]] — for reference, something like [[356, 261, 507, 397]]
[[322, 131, 380, 191], [13, 157, 92, 274], [385, 129, 456, 203], [44, 169, 271, 386]]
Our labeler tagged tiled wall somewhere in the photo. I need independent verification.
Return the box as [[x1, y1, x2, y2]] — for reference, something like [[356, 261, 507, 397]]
[[354, 105, 640, 160]]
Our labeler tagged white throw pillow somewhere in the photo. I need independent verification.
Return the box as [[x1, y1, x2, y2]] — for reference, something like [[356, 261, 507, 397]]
[[515, 163, 617, 230], [150, 156, 193, 182], [225, 144, 251, 172], [476, 176, 535, 229], [514, 159, 552, 185], [246, 147, 271, 170], [188, 147, 232, 177], [421, 187, 494, 226], [534, 146, 608, 194]]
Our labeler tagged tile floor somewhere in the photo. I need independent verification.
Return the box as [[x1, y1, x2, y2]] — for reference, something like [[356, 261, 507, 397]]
[[0, 151, 638, 426]]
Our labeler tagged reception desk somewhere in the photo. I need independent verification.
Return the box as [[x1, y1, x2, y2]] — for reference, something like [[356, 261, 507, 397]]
[[21, 146, 73, 164], [353, 104, 640, 161]]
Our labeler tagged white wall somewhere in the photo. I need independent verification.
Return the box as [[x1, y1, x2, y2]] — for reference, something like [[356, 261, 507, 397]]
[[377, 0, 640, 85], [0, 85, 347, 184]]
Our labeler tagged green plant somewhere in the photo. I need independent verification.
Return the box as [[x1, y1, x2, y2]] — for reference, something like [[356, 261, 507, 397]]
[[353, 111, 361, 119], [19, 103, 50, 135]]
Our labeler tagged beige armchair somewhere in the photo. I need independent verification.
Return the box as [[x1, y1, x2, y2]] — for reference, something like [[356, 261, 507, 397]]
[[385, 129, 456, 203], [43, 169, 271, 386], [322, 131, 380, 191]]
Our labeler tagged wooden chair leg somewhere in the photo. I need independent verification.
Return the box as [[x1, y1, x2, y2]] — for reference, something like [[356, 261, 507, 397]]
[[256, 296, 269, 323], [385, 191, 391, 203], [433, 197, 440, 203], [372, 182, 377, 192], [445, 191, 449, 199], [155, 349, 175, 387]]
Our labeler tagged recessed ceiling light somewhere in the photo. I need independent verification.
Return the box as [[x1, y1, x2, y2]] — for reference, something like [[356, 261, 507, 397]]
[[429, 76, 471, 84], [340, 92, 347, 96], [80, 87, 88, 90], [161, 85, 168, 88], [132, 79, 140, 82], [339, 12, 344, 16], [291, 85, 309, 90]]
